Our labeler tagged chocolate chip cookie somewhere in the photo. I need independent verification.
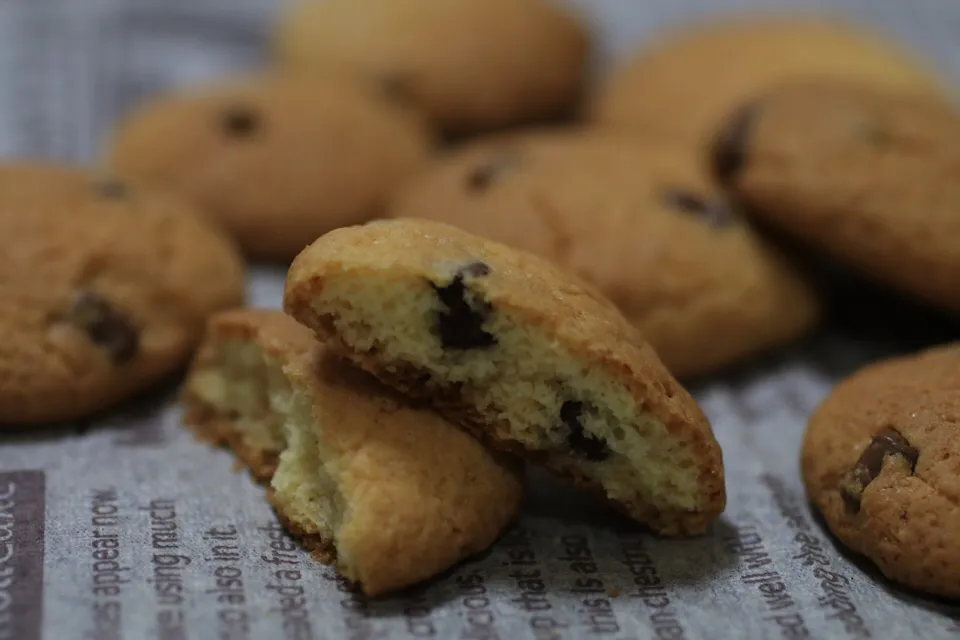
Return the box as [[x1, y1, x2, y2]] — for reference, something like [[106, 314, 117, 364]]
[[713, 79, 960, 315], [0, 163, 245, 425], [182, 308, 523, 596], [106, 72, 434, 261], [283, 218, 726, 536], [802, 344, 960, 598], [590, 14, 948, 150], [273, 0, 590, 135], [390, 129, 820, 377]]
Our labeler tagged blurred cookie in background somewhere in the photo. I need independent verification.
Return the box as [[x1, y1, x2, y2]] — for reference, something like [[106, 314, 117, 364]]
[[0, 164, 245, 426], [712, 79, 960, 317], [105, 72, 435, 262], [273, 0, 591, 136], [589, 13, 949, 154], [389, 129, 820, 377]]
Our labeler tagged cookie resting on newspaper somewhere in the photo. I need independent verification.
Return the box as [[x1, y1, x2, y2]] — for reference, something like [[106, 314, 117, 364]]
[[182, 308, 523, 596], [283, 218, 727, 536]]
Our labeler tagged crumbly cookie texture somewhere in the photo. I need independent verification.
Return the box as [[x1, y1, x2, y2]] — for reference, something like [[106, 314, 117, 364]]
[[105, 72, 434, 261], [390, 128, 820, 377], [801, 344, 960, 599], [590, 14, 948, 150], [284, 218, 726, 536], [273, 0, 590, 135], [183, 310, 287, 480], [0, 163, 245, 425], [712, 79, 960, 315], [182, 309, 524, 596]]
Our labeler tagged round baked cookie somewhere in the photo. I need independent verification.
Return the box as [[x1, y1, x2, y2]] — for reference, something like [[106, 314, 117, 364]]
[[182, 308, 523, 596], [0, 164, 245, 425], [105, 72, 434, 261], [802, 344, 960, 599], [284, 218, 727, 536], [712, 79, 960, 315], [390, 129, 820, 378], [273, 0, 591, 135], [589, 14, 948, 150]]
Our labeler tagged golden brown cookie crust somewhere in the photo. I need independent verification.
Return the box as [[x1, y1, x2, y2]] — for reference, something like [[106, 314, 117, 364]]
[[106, 72, 434, 261], [715, 79, 960, 315], [590, 13, 948, 150], [273, 0, 591, 134], [284, 218, 726, 535], [390, 128, 820, 377], [0, 163, 245, 425], [183, 308, 524, 596], [802, 344, 960, 598]]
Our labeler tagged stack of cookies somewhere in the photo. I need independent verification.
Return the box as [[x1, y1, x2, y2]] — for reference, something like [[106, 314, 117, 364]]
[[3, 0, 959, 600], [182, 219, 726, 595]]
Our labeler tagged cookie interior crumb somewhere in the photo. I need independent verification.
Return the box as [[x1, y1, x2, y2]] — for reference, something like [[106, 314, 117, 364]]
[[188, 340, 285, 461], [312, 267, 704, 527], [184, 310, 524, 596], [189, 339, 346, 557]]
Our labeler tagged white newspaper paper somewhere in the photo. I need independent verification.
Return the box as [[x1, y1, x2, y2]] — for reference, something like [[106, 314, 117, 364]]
[[2, 1, 960, 638]]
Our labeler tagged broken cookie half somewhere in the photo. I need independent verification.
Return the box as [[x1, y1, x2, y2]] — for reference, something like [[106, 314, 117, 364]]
[[284, 218, 726, 536], [183, 308, 524, 596]]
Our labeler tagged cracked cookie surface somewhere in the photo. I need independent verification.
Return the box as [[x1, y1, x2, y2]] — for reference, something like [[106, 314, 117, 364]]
[[390, 129, 820, 377], [106, 72, 433, 261], [0, 163, 245, 425], [713, 80, 960, 315], [182, 309, 523, 596], [284, 217, 726, 535], [802, 344, 960, 598]]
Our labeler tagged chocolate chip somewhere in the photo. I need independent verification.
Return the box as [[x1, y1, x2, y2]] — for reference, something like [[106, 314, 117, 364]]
[[222, 106, 258, 137], [663, 188, 738, 229], [561, 401, 610, 461], [377, 72, 415, 104], [466, 152, 520, 192], [711, 103, 756, 184], [840, 427, 919, 511], [63, 291, 139, 364], [94, 179, 130, 199], [853, 120, 894, 147], [430, 262, 496, 350]]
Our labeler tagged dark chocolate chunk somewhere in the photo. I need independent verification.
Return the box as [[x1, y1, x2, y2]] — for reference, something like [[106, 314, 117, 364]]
[[64, 291, 140, 364], [94, 179, 130, 199], [711, 103, 756, 184], [430, 262, 496, 350], [561, 400, 610, 461], [222, 105, 259, 137], [840, 427, 919, 511], [663, 188, 738, 229], [466, 151, 520, 192]]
